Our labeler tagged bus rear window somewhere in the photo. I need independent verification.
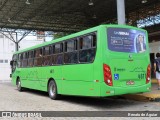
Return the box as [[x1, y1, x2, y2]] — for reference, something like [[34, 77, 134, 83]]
[[107, 27, 147, 53]]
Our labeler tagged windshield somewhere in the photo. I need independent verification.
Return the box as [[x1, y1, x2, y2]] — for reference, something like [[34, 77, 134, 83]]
[[107, 27, 147, 53]]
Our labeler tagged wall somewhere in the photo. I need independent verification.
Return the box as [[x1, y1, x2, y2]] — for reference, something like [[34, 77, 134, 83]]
[[0, 33, 16, 81], [0, 32, 51, 81], [149, 41, 160, 55]]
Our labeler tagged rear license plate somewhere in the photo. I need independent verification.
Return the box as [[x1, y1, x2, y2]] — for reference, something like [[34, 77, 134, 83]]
[[126, 80, 134, 85]]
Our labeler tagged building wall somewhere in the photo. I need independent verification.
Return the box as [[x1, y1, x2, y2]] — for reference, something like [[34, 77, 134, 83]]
[[149, 41, 160, 55], [19, 35, 44, 50], [0, 33, 16, 80]]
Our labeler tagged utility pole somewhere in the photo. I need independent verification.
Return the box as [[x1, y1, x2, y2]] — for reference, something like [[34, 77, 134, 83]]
[[117, 0, 126, 25], [15, 32, 19, 51]]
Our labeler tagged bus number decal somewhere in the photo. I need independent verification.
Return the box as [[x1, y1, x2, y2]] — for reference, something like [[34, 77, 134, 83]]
[[114, 74, 119, 80], [138, 73, 145, 79]]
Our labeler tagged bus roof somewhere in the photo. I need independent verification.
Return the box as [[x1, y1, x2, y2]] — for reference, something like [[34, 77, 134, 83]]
[[14, 24, 147, 54]]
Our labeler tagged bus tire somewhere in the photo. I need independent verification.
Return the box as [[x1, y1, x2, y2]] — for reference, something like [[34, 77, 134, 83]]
[[48, 80, 60, 100], [17, 78, 23, 92]]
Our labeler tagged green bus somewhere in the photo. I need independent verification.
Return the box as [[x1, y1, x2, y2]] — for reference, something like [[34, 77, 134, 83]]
[[10, 25, 151, 100]]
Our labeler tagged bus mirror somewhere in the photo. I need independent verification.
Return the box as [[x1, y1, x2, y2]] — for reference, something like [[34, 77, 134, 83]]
[[10, 60, 13, 66]]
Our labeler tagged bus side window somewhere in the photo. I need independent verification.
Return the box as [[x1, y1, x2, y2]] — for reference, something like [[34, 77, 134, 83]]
[[92, 34, 96, 47], [35, 48, 43, 66], [22, 53, 24, 67], [16, 54, 19, 67], [43, 46, 52, 66], [52, 43, 63, 65], [18, 54, 22, 68], [55, 44, 60, 53], [28, 51, 34, 67], [22, 52, 28, 67], [52, 45, 56, 65], [64, 39, 78, 64], [25, 52, 28, 67], [38, 48, 43, 57], [60, 43, 63, 53], [79, 34, 96, 63], [79, 38, 83, 50], [57, 43, 63, 64], [74, 40, 78, 50], [52, 45, 55, 54], [56, 54, 63, 64]]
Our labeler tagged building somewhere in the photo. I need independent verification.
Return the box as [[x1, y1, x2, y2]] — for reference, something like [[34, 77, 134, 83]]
[[0, 32, 16, 81], [0, 32, 53, 81]]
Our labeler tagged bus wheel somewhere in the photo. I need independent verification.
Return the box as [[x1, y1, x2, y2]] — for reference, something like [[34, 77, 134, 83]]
[[17, 78, 23, 92], [48, 80, 59, 100]]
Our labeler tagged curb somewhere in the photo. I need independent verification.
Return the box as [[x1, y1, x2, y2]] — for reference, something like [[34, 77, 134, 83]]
[[151, 79, 158, 84], [123, 92, 160, 102]]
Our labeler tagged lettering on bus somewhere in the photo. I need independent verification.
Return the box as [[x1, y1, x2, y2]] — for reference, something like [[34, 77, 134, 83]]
[[138, 73, 145, 79], [130, 67, 145, 72], [114, 67, 126, 72]]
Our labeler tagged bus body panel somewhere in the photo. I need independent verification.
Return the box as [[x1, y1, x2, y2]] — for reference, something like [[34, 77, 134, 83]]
[[104, 53, 150, 87], [100, 82, 151, 97], [61, 64, 94, 96], [99, 25, 151, 97]]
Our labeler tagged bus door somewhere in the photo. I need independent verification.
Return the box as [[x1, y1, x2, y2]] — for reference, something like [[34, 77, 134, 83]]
[[106, 27, 150, 89]]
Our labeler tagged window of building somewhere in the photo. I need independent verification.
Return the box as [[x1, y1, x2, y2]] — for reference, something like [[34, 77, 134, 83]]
[[0, 60, 3, 63], [0, 35, 4, 38], [4, 60, 8, 63]]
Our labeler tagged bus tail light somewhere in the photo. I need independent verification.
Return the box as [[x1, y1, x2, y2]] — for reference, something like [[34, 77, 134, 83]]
[[103, 64, 113, 86], [146, 64, 151, 84]]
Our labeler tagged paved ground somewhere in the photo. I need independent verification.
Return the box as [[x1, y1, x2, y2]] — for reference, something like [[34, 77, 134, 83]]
[[0, 82, 160, 120]]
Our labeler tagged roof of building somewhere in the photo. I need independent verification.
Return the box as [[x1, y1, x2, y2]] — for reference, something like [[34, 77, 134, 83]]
[[0, 0, 159, 33]]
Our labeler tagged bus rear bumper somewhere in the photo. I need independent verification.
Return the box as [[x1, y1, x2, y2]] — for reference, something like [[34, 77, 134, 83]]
[[100, 82, 151, 97]]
